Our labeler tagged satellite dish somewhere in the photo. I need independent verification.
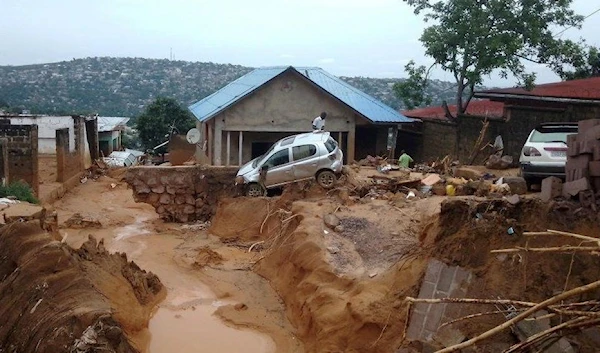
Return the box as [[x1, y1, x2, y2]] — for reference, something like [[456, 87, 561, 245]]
[[186, 128, 201, 144]]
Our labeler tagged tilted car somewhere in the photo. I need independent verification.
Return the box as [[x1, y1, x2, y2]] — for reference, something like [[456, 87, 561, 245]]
[[236, 132, 344, 196], [519, 122, 577, 186]]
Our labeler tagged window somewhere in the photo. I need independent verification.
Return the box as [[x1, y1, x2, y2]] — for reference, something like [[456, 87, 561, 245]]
[[293, 144, 317, 160], [530, 130, 576, 143], [324, 138, 337, 153], [280, 136, 296, 146], [263, 149, 290, 168]]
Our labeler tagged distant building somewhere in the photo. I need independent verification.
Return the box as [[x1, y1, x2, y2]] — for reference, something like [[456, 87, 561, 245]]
[[97, 116, 130, 156], [188, 66, 414, 165], [402, 77, 600, 163]]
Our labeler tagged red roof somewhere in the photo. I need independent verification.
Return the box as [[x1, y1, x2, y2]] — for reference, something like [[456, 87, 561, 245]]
[[402, 100, 505, 121], [478, 77, 600, 100]]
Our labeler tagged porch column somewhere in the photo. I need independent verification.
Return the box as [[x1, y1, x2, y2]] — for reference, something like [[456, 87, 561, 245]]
[[214, 118, 223, 166], [338, 131, 343, 152], [207, 122, 213, 164], [347, 127, 356, 163], [226, 131, 231, 166], [238, 131, 243, 165]]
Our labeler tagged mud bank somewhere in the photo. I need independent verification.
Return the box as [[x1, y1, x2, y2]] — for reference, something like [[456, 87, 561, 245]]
[[0, 221, 164, 353], [125, 166, 239, 222], [211, 193, 600, 352]]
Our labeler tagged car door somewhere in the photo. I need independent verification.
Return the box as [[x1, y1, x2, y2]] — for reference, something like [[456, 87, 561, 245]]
[[292, 144, 319, 180], [261, 148, 293, 186]]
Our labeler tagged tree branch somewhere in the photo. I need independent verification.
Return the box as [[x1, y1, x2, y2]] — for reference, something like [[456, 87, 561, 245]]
[[433, 280, 600, 353]]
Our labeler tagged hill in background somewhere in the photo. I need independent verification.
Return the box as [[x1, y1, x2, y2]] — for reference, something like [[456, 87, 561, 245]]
[[0, 57, 464, 117]]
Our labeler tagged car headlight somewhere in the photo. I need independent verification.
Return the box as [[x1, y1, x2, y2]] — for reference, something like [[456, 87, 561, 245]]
[[235, 176, 245, 185]]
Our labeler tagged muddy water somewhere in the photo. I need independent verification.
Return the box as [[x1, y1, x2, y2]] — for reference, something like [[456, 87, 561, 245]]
[[109, 218, 276, 353]]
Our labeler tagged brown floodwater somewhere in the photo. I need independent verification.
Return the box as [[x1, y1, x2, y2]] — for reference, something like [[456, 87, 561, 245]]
[[108, 218, 276, 353]]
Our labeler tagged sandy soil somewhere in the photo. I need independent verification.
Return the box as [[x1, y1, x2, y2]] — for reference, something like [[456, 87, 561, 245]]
[[52, 175, 301, 353]]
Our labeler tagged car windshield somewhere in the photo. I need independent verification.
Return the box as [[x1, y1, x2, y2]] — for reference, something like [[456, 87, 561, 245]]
[[530, 129, 576, 143], [253, 143, 277, 167]]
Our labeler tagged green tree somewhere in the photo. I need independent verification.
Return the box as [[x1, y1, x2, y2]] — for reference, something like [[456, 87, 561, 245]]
[[136, 97, 195, 150], [559, 46, 600, 80], [393, 61, 433, 109], [399, 0, 586, 118]]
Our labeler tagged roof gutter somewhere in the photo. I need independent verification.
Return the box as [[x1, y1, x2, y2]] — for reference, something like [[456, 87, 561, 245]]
[[475, 92, 600, 105]]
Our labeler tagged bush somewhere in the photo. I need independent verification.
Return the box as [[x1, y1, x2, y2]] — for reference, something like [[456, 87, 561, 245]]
[[0, 181, 38, 204]]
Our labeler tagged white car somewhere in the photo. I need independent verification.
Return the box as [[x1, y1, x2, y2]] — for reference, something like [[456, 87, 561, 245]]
[[519, 123, 577, 186], [236, 132, 344, 196]]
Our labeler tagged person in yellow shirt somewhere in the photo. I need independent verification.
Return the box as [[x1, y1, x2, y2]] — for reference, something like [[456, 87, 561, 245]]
[[398, 150, 414, 169]]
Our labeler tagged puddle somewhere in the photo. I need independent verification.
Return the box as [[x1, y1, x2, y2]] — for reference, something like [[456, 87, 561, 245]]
[[148, 297, 275, 353], [110, 219, 276, 353]]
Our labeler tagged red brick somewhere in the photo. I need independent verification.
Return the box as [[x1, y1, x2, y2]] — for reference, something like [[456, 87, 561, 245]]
[[578, 119, 600, 132], [590, 162, 600, 177]]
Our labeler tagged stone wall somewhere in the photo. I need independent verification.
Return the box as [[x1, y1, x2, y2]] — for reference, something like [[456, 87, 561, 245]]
[[125, 166, 240, 222], [0, 120, 39, 196]]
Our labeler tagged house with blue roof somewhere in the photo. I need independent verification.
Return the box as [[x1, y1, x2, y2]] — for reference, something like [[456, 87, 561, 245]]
[[188, 66, 414, 165]]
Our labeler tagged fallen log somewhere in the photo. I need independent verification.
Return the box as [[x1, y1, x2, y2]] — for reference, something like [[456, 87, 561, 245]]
[[491, 246, 600, 254]]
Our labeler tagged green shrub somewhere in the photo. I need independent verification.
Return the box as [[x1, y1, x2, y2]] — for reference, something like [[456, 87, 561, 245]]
[[0, 181, 38, 204]]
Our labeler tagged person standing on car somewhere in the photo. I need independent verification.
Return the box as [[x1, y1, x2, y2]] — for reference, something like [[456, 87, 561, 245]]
[[312, 112, 327, 131], [398, 150, 414, 169]]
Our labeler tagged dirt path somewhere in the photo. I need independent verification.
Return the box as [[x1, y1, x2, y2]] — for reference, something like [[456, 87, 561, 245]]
[[52, 175, 301, 353]]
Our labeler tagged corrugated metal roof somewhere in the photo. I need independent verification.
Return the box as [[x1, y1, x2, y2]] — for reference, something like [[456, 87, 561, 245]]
[[97, 116, 130, 132], [403, 100, 505, 121], [476, 77, 600, 100], [188, 66, 412, 124]]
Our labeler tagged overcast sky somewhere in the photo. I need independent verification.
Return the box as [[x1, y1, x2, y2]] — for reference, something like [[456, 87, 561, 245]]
[[1, 0, 598, 87]]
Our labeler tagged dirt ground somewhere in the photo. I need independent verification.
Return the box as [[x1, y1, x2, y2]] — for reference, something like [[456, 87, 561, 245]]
[[2, 161, 599, 352], [50, 174, 301, 353]]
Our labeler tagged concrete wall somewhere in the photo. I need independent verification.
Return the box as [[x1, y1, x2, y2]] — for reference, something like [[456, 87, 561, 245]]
[[9, 116, 75, 154], [0, 121, 39, 196], [56, 116, 86, 183], [125, 166, 240, 222], [203, 70, 368, 165]]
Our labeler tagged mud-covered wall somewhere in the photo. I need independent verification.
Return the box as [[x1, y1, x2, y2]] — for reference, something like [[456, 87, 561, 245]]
[[0, 120, 39, 196], [125, 166, 240, 222]]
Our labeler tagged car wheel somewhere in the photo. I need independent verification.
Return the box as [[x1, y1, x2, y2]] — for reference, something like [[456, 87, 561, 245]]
[[246, 183, 264, 197], [316, 170, 336, 189]]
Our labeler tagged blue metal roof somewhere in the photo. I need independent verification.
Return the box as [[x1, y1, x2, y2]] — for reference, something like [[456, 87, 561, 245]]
[[188, 66, 413, 124]]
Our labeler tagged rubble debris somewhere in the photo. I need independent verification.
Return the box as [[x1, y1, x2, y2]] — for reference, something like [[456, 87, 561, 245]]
[[501, 177, 527, 195], [485, 154, 513, 170], [323, 213, 340, 229], [505, 194, 520, 205], [421, 174, 441, 186], [63, 213, 102, 229], [540, 177, 563, 202], [453, 167, 483, 180], [562, 177, 590, 198]]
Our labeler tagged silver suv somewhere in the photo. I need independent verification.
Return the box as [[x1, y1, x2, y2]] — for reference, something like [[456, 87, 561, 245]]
[[236, 132, 344, 196]]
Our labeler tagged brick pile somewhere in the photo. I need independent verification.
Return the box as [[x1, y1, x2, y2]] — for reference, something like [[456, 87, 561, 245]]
[[563, 119, 600, 207]]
